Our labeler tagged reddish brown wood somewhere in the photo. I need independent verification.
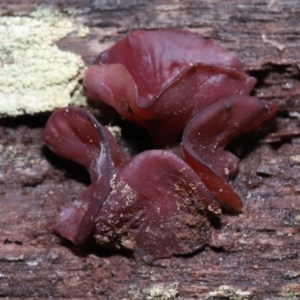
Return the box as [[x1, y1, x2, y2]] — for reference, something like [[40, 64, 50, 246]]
[[1, 1, 300, 299]]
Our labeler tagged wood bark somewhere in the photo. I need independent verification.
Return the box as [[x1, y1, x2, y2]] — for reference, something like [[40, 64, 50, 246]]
[[1, 0, 300, 299]]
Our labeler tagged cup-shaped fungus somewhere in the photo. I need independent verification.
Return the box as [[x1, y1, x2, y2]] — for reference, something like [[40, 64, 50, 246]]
[[44, 29, 278, 260], [182, 95, 278, 212], [83, 29, 257, 146], [44, 107, 221, 260]]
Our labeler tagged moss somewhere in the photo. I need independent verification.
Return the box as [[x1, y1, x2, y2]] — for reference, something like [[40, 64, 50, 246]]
[[0, 6, 88, 118]]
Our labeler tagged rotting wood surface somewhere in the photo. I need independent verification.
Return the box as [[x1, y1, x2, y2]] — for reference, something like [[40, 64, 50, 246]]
[[0, 1, 300, 299]]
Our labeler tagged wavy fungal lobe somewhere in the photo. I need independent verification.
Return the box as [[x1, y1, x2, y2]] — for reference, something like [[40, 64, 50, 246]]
[[44, 29, 277, 260]]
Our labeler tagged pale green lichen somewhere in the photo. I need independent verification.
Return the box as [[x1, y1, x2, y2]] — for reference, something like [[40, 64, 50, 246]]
[[206, 285, 253, 300], [0, 6, 89, 117], [281, 284, 300, 299], [128, 283, 179, 300], [107, 125, 122, 139], [143, 283, 178, 300]]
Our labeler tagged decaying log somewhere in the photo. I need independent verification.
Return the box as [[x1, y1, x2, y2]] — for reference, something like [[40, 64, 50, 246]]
[[0, 1, 300, 299]]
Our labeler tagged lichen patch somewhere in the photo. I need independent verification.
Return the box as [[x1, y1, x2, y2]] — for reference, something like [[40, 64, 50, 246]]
[[0, 6, 88, 117]]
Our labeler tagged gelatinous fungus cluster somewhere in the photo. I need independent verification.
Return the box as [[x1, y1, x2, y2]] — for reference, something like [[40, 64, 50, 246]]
[[44, 29, 277, 261]]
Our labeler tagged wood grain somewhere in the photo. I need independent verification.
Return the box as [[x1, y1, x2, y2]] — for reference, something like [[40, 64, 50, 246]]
[[1, 1, 300, 299]]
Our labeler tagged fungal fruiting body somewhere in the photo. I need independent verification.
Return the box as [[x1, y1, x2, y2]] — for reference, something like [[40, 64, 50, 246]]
[[83, 29, 257, 146], [44, 29, 277, 260], [44, 106, 221, 259]]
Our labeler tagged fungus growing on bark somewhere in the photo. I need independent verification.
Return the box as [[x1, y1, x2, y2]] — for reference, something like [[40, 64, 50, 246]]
[[83, 29, 257, 146], [182, 95, 278, 211], [44, 106, 221, 260], [44, 29, 277, 260]]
